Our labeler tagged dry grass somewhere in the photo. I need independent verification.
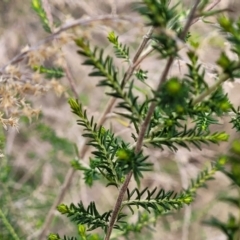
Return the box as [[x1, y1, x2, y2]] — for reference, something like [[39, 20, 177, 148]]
[[1, 0, 240, 240]]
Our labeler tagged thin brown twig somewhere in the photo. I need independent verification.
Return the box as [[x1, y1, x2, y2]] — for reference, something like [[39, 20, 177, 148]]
[[0, 14, 138, 73], [133, 47, 155, 69], [99, 29, 154, 125], [122, 27, 154, 86], [180, 0, 201, 39], [206, 0, 221, 11], [104, 1, 201, 239], [50, 6, 79, 103], [192, 72, 229, 105], [190, 0, 223, 26], [64, 63, 79, 99], [104, 54, 175, 240], [38, 26, 154, 239], [133, 28, 154, 64]]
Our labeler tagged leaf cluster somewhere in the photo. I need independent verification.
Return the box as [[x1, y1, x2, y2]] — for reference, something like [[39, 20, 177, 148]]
[[68, 98, 152, 186], [124, 187, 192, 214], [57, 202, 126, 232], [33, 65, 64, 79], [75, 38, 148, 131]]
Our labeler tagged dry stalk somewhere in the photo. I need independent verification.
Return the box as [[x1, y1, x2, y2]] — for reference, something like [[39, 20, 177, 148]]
[[0, 14, 138, 74]]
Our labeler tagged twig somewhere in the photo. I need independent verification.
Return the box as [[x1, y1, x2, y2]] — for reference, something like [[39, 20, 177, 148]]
[[190, 0, 222, 26], [104, 54, 175, 240], [122, 27, 154, 86], [111, 0, 118, 15], [192, 73, 229, 105], [38, 26, 154, 240], [43, 5, 79, 101], [104, 1, 201, 239], [206, 0, 221, 11], [64, 63, 79, 99], [0, 14, 137, 73], [180, 0, 201, 39]]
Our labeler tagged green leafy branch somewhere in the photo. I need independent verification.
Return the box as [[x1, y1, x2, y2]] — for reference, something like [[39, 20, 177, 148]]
[[107, 32, 130, 62], [71, 158, 101, 187], [68, 98, 119, 184], [135, 0, 181, 30], [33, 65, 64, 79], [185, 51, 209, 96], [69, 98, 152, 186], [57, 202, 126, 232], [107, 31, 150, 85], [49, 225, 103, 240], [31, 0, 52, 33], [75, 38, 146, 130], [144, 126, 229, 151], [48, 234, 78, 240], [186, 156, 227, 196], [123, 187, 192, 214]]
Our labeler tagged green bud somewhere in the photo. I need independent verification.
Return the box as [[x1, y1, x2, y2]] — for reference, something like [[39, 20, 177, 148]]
[[107, 31, 117, 44], [48, 233, 60, 240], [218, 156, 227, 166], [78, 224, 86, 237], [99, 126, 106, 134], [176, 105, 184, 114], [218, 101, 231, 111], [57, 203, 69, 214], [32, 0, 41, 9], [165, 119, 174, 127], [116, 149, 131, 161], [120, 176, 125, 183], [68, 98, 79, 110], [89, 234, 100, 240], [166, 78, 181, 95], [183, 195, 193, 204], [215, 132, 229, 142]]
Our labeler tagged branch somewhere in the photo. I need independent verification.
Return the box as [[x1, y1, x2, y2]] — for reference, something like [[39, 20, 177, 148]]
[[104, 1, 201, 239], [192, 73, 229, 105], [63, 63, 79, 99], [38, 26, 153, 240], [122, 27, 154, 86], [0, 14, 137, 73], [190, 0, 221, 26]]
